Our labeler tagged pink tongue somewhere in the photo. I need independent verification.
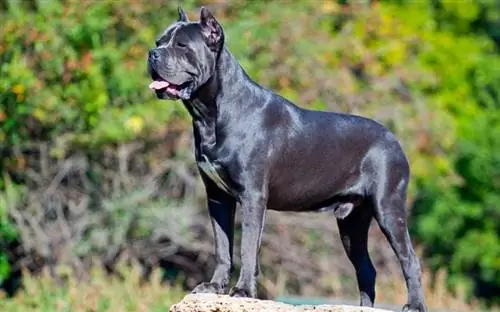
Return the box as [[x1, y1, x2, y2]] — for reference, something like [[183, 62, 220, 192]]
[[149, 80, 170, 90]]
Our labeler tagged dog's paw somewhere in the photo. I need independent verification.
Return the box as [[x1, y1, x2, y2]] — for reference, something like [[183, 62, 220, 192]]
[[228, 286, 253, 298], [402, 303, 427, 312], [191, 282, 224, 294]]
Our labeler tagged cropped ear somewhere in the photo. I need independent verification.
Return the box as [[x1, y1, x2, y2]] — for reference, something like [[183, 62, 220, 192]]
[[200, 7, 224, 49], [178, 6, 189, 22]]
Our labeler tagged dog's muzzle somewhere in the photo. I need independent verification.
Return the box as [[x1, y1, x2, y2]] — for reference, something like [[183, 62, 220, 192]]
[[147, 49, 195, 100]]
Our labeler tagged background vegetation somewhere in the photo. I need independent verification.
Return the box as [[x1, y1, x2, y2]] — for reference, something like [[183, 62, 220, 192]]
[[0, 0, 499, 311]]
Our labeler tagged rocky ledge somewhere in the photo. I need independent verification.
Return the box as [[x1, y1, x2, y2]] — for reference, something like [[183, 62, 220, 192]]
[[169, 294, 393, 312]]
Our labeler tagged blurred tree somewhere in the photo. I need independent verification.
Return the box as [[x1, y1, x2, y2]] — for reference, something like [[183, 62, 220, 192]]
[[377, 0, 500, 304], [429, 0, 500, 49]]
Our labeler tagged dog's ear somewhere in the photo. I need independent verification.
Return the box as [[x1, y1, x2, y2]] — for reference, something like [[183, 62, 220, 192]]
[[200, 7, 223, 49], [178, 6, 189, 22]]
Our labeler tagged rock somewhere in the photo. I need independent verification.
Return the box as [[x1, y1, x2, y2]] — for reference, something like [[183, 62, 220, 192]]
[[169, 294, 393, 312]]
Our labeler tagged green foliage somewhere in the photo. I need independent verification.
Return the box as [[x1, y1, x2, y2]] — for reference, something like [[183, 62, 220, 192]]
[[414, 109, 500, 299], [379, 0, 500, 302], [429, 0, 500, 48], [0, 176, 22, 284], [0, 0, 188, 149]]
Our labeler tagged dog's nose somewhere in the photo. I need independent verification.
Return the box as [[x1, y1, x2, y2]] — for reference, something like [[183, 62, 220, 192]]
[[149, 49, 160, 60]]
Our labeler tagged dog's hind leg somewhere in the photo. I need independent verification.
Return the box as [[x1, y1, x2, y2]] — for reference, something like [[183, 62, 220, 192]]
[[337, 204, 376, 307], [372, 180, 427, 312]]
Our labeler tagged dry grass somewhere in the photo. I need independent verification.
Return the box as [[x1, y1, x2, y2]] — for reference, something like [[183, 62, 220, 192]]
[[0, 262, 185, 312], [375, 266, 498, 312], [267, 265, 498, 312]]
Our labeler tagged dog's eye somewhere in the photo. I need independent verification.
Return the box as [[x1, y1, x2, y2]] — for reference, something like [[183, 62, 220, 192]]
[[176, 42, 187, 48]]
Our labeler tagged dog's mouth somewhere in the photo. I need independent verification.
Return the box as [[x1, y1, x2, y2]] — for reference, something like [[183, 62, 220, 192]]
[[149, 80, 185, 97], [149, 70, 193, 100]]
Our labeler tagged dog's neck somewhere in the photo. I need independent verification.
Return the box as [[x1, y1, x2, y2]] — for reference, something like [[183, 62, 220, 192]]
[[183, 47, 264, 156], [184, 47, 256, 118]]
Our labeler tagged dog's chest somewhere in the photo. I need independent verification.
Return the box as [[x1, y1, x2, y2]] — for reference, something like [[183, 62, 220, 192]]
[[197, 154, 233, 195]]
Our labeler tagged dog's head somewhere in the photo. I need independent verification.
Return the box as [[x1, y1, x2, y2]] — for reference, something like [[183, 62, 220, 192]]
[[147, 7, 224, 100]]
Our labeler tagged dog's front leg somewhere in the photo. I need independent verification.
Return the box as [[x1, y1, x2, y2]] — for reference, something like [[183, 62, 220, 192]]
[[192, 179, 236, 295], [229, 190, 267, 298]]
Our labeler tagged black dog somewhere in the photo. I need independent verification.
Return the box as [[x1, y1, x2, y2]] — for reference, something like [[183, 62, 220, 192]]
[[147, 7, 427, 312]]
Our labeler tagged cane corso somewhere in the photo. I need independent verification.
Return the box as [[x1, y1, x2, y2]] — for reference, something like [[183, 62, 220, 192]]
[[147, 7, 427, 312]]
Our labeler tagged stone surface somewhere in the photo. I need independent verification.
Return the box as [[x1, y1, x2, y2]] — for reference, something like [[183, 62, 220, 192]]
[[169, 294, 393, 312]]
